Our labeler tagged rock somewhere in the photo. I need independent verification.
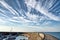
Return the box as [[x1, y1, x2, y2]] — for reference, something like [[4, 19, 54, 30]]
[[22, 32, 59, 40]]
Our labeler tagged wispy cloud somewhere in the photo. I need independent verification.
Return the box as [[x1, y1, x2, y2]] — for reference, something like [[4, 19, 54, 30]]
[[25, 0, 60, 21], [12, 16, 31, 23], [0, 0, 60, 32], [26, 12, 39, 21], [0, 18, 6, 23], [0, 0, 19, 16]]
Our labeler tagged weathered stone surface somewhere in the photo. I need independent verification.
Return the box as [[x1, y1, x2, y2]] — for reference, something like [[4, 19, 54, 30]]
[[22, 32, 58, 40]]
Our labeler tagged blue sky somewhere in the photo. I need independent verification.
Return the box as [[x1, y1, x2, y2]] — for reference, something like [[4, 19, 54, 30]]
[[0, 0, 60, 32]]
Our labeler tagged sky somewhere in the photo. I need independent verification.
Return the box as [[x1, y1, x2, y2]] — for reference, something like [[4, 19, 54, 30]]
[[0, 0, 60, 32]]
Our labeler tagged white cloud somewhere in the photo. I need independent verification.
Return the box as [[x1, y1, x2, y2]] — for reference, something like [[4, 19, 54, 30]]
[[0, 0, 60, 27], [25, 0, 60, 21], [0, 25, 60, 32], [0, 18, 6, 23], [9, 19, 20, 23], [0, 0, 19, 16], [26, 12, 39, 21], [42, 21, 52, 26], [12, 16, 31, 23], [0, 9, 10, 18]]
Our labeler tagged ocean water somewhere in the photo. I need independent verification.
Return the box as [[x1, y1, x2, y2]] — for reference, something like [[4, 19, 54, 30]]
[[44, 32, 60, 39]]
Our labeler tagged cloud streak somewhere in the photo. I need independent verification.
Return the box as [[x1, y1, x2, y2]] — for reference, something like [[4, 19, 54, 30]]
[[25, 0, 60, 21], [0, 0, 19, 16], [0, 0, 60, 32]]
